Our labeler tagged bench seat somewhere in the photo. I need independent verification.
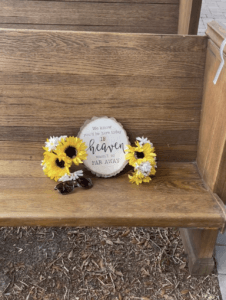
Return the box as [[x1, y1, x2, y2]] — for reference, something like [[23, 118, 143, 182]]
[[0, 160, 224, 229]]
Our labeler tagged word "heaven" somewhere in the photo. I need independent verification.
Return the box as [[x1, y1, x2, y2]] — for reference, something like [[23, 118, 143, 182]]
[[88, 139, 124, 154]]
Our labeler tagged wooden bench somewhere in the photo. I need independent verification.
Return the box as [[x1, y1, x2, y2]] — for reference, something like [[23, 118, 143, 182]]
[[0, 20, 226, 276], [0, 0, 202, 34]]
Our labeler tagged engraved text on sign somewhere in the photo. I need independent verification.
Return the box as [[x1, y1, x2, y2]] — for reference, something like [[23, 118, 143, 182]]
[[78, 117, 130, 177]]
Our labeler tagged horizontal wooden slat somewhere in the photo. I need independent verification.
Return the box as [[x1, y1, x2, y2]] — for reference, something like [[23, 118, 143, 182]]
[[20, 0, 179, 3], [0, 103, 201, 127], [0, 84, 203, 108], [0, 0, 179, 34], [0, 30, 207, 54], [0, 161, 224, 229], [0, 74, 205, 87], [0, 30, 207, 161], [0, 25, 177, 34], [0, 84, 204, 102], [0, 160, 183, 178], [0, 127, 199, 143], [0, 1, 178, 23], [0, 55, 205, 77], [0, 82, 203, 139], [0, 161, 196, 180], [0, 127, 199, 162], [0, 33, 206, 78], [0, 142, 197, 162]]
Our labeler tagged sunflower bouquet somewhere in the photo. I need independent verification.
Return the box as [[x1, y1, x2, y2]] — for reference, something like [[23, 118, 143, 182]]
[[41, 136, 92, 194], [125, 137, 157, 185]]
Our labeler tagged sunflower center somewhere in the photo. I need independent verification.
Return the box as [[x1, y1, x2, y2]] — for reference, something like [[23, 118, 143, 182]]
[[56, 158, 65, 168], [65, 146, 77, 158], [135, 151, 145, 159]]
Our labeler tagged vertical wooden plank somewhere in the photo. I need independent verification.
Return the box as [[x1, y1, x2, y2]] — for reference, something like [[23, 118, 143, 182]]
[[180, 228, 218, 275], [178, 0, 193, 34], [215, 142, 226, 204], [178, 0, 202, 35], [197, 21, 226, 193]]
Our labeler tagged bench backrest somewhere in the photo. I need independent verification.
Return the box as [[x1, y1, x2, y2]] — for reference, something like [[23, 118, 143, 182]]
[[0, 29, 207, 162], [0, 0, 202, 34]]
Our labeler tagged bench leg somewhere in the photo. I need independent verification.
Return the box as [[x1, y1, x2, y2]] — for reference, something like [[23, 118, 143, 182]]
[[179, 228, 218, 276]]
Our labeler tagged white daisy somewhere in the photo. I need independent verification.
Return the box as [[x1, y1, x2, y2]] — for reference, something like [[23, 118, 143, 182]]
[[136, 136, 153, 147], [45, 136, 59, 152], [58, 170, 84, 182], [70, 170, 83, 180], [135, 161, 152, 177], [44, 135, 68, 152], [58, 173, 69, 182], [58, 135, 67, 143], [40, 160, 46, 170]]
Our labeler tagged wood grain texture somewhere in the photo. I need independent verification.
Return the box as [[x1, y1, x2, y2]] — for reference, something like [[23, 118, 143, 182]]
[[0, 142, 197, 162], [0, 127, 199, 143], [214, 142, 226, 204], [184, 228, 218, 258], [178, 0, 193, 34], [0, 74, 204, 87], [0, 29, 207, 162], [0, 31, 206, 77], [178, 0, 202, 35], [180, 228, 217, 276], [21, 0, 179, 3], [0, 0, 179, 34], [206, 21, 226, 53], [0, 161, 224, 228], [0, 24, 177, 34], [0, 102, 202, 127], [197, 36, 226, 191], [0, 128, 199, 164]]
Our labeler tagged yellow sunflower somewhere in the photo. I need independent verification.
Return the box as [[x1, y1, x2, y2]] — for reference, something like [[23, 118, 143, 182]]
[[128, 171, 151, 185], [125, 141, 156, 167], [42, 151, 71, 181], [129, 161, 156, 185], [56, 136, 87, 166]]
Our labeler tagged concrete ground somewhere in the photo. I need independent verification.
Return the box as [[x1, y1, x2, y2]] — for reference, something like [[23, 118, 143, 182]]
[[216, 232, 226, 300], [198, 1, 226, 299], [198, 0, 226, 35]]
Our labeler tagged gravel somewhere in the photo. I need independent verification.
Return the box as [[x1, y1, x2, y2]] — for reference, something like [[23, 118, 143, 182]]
[[0, 227, 221, 300]]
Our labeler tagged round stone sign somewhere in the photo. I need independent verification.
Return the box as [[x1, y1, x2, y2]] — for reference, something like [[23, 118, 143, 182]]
[[78, 117, 130, 177]]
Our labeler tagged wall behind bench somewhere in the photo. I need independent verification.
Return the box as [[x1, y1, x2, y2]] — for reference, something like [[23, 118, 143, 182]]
[[0, 0, 179, 34]]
